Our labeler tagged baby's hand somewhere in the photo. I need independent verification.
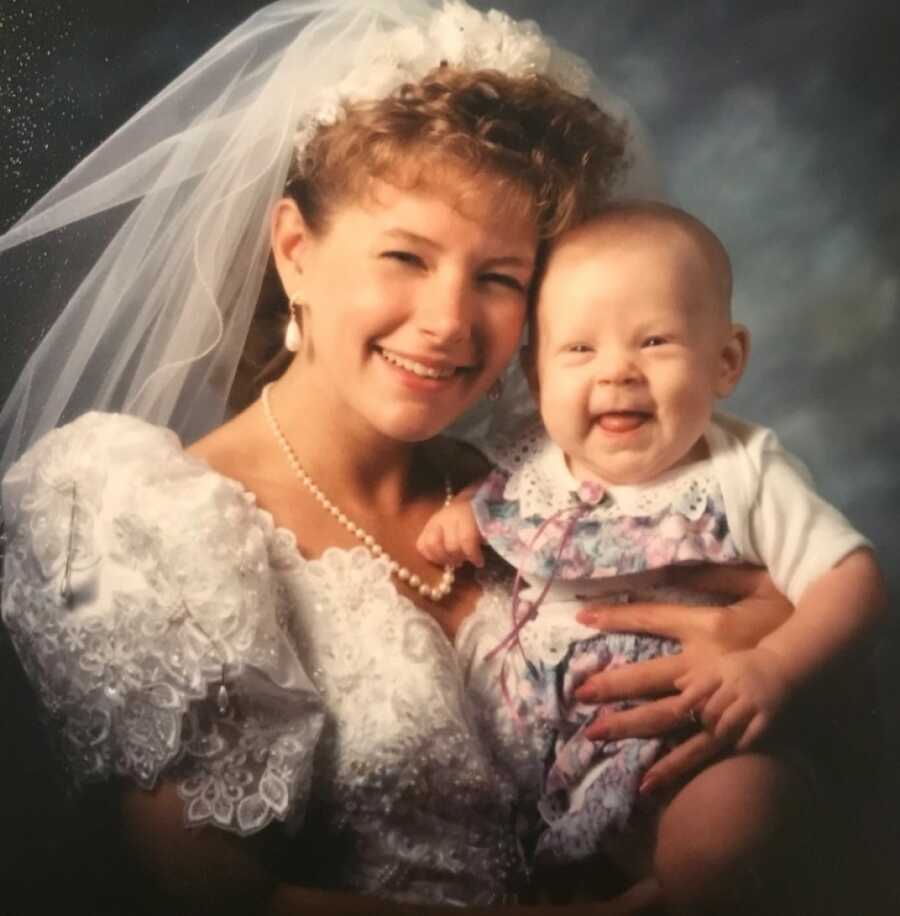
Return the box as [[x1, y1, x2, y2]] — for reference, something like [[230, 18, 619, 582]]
[[674, 647, 793, 751], [417, 498, 485, 569]]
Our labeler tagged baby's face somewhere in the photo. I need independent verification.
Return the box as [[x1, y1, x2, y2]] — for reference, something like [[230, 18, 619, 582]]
[[531, 223, 744, 485]]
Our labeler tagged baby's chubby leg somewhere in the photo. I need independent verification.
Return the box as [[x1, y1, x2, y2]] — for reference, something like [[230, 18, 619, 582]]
[[653, 750, 815, 915]]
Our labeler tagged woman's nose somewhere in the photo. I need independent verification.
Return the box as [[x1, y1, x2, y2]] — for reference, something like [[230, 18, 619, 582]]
[[416, 278, 473, 344]]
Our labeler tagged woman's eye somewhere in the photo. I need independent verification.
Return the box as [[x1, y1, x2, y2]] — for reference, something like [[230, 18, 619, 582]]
[[642, 335, 668, 348], [479, 272, 525, 293], [381, 250, 425, 267], [567, 344, 593, 354]]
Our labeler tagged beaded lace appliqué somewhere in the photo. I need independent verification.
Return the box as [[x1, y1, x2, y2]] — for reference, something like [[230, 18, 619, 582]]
[[1, 413, 323, 837]]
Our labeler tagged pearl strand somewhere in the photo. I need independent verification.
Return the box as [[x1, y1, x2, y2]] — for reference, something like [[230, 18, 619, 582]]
[[261, 384, 456, 601]]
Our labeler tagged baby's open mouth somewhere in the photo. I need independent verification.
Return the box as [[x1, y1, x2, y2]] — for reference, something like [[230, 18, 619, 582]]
[[595, 411, 651, 432]]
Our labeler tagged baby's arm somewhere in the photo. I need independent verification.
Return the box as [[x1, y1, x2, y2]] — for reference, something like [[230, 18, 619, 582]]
[[675, 548, 885, 749], [674, 424, 887, 749], [417, 483, 486, 568]]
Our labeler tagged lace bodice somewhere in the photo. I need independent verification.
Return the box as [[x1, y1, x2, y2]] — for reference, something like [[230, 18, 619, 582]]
[[1, 412, 524, 906]]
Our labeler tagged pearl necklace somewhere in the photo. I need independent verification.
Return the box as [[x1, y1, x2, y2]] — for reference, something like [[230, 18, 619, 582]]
[[261, 384, 456, 602]]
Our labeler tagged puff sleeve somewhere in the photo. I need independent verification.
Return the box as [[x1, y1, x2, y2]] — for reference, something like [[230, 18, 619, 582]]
[[1, 412, 324, 836]]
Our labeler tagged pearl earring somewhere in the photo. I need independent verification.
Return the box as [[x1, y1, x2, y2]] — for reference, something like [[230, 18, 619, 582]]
[[285, 292, 304, 352]]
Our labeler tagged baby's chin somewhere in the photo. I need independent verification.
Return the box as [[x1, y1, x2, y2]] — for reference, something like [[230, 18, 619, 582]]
[[569, 450, 679, 487]]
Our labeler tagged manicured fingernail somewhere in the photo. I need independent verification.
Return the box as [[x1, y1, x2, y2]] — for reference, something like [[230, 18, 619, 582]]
[[639, 777, 655, 796]]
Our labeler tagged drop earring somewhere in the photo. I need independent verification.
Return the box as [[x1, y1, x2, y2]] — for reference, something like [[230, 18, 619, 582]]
[[487, 377, 504, 402], [285, 292, 303, 352]]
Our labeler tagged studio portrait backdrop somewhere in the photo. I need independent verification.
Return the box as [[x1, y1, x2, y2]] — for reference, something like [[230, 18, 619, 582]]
[[1, 0, 898, 909]]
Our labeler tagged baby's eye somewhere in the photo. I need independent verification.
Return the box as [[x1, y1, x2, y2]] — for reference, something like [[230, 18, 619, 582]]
[[567, 343, 593, 353], [381, 250, 425, 268], [642, 335, 669, 348]]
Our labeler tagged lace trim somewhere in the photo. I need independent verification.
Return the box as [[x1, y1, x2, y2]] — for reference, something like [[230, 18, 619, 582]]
[[1, 413, 325, 837], [491, 415, 719, 521]]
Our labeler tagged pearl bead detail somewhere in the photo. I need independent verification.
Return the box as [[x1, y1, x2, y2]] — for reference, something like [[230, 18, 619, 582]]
[[262, 384, 456, 601]]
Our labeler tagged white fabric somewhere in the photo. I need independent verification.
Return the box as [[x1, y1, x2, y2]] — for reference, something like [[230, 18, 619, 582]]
[[1, 412, 525, 906], [706, 412, 871, 605]]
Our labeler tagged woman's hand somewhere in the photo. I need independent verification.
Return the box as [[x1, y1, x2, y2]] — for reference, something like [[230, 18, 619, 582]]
[[574, 564, 792, 794]]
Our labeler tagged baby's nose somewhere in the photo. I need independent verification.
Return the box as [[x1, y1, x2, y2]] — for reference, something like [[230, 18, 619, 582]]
[[596, 347, 641, 385]]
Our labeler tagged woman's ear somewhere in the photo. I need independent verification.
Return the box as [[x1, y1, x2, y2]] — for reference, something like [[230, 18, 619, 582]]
[[715, 322, 750, 398], [271, 197, 309, 296]]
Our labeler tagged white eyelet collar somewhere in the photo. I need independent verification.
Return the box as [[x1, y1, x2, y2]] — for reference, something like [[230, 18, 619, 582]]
[[489, 415, 719, 522]]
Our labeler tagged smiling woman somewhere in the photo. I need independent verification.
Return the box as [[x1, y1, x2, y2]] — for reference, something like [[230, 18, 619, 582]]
[[263, 184, 533, 445]]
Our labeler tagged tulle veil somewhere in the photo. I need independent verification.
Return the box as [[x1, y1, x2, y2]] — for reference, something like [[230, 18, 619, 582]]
[[0, 0, 657, 480]]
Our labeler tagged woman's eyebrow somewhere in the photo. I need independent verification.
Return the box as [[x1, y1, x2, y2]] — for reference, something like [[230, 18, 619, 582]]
[[481, 254, 534, 270], [382, 229, 533, 270], [382, 228, 440, 249]]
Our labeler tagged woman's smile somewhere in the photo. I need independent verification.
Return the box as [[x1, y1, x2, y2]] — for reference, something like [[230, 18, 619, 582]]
[[375, 345, 472, 380]]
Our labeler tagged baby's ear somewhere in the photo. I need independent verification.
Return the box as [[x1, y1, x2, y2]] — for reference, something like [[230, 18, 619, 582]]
[[715, 323, 750, 398], [519, 345, 540, 402]]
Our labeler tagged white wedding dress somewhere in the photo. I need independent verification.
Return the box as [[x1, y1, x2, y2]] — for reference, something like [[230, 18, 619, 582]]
[[1, 411, 560, 907]]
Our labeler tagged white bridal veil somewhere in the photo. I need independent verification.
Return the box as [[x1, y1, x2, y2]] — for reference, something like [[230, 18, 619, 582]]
[[0, 0, 656, 479]]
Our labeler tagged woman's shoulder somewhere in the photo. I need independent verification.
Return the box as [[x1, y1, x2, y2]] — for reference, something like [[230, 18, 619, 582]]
[[1, 410, 273, 587], [1, 410, 323, 836], [5, 410, 191, 494], [3, 410, 250, 518]]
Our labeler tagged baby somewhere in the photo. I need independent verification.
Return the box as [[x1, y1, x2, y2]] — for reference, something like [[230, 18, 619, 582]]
[[419, 201, 885, 868]]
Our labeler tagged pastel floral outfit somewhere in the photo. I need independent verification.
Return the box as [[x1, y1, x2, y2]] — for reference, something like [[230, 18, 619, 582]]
[[464, 412, 870, 870]]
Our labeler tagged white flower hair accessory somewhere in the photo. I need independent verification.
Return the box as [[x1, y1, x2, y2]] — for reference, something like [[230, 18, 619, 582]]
[[293, 1, 593, 159]]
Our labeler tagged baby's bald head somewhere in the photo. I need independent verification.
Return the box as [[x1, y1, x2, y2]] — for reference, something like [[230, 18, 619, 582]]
[[540, 200, 734, 328]]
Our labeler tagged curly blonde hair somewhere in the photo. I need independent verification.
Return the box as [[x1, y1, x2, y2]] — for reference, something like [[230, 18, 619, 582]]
[[232, 66, 630, 410]]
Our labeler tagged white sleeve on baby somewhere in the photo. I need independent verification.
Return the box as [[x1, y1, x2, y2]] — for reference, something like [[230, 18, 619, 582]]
[[708, 413, 871, 605]]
